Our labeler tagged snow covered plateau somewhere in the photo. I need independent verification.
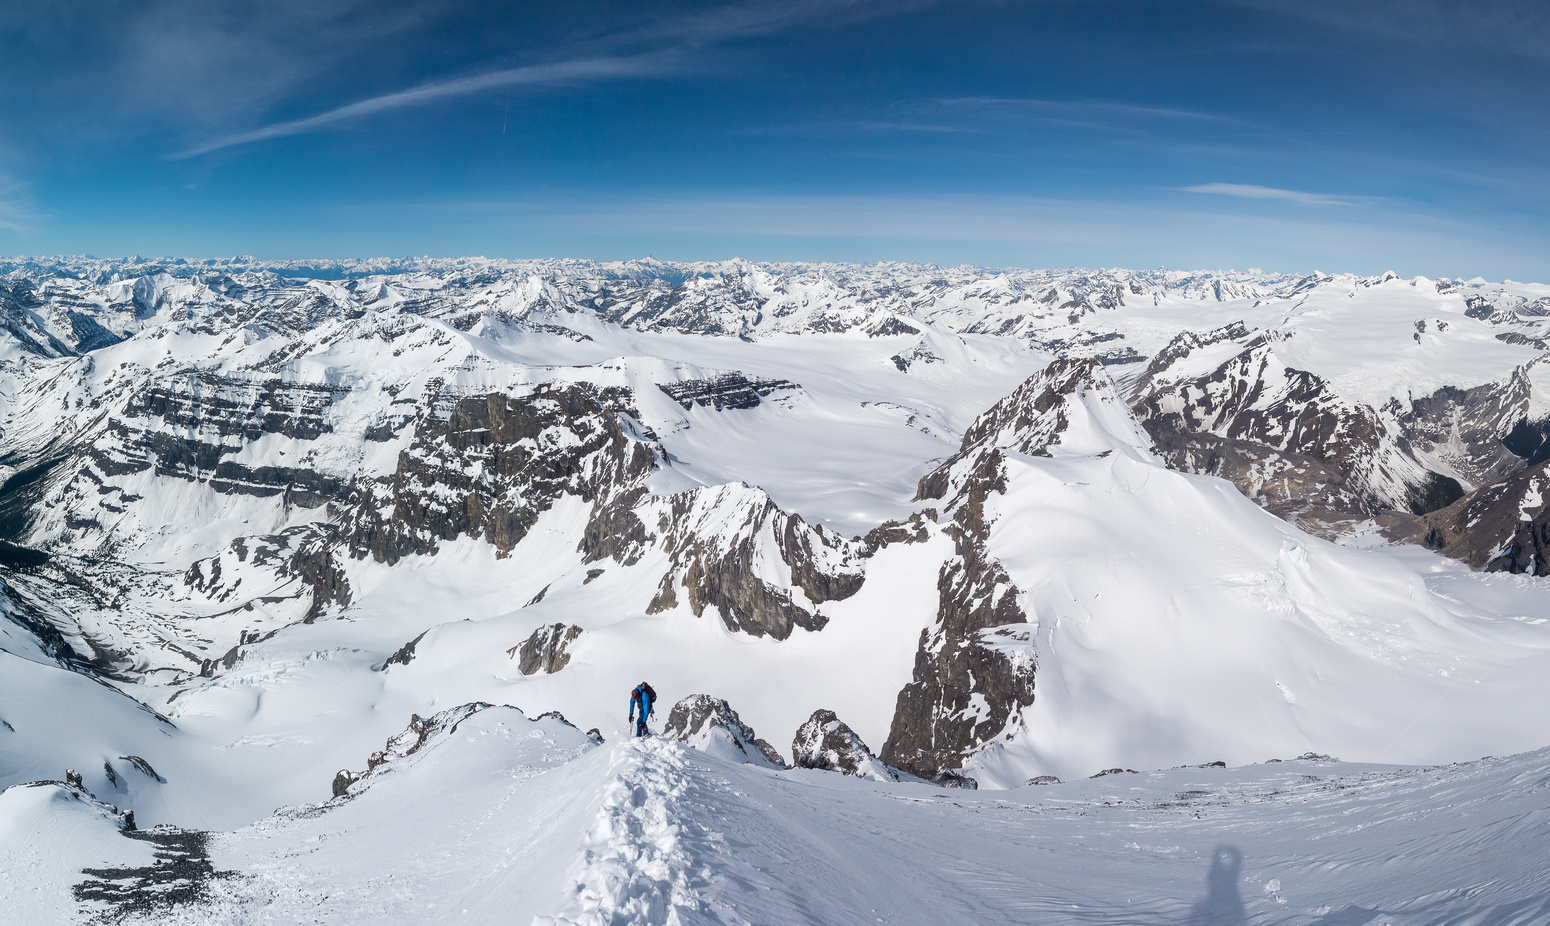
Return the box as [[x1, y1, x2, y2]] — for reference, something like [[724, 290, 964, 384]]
[[1, 256, 1549, 924]]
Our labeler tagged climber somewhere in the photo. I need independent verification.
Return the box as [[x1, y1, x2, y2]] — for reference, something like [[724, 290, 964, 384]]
[[629, 681, 656, 737]]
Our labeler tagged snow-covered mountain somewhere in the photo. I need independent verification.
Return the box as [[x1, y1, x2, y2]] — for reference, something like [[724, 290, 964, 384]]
[[4, 256, 1550, 923]]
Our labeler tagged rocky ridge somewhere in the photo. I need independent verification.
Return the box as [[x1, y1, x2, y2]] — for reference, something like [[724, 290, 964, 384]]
[[882, 359, 1131, 777]]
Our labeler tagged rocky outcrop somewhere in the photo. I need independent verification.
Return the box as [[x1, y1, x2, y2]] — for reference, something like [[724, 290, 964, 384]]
[[1134, 334, 1460, 516], [636, 484, 868, 639], [331, 769, 358, 797], [861, 510, 934, 553], [664, 694, 786, 768], [514, 623, 583, 675], [346, 384, 656, 564], [792, 710, 900, 782], [657, 373, 798, 411], [381, 631, 427, 670], [889, 343, 941, 372], [885, 453, 1036, 778], [1394, 460, 1550, 574], [332, 703, 493, 798]]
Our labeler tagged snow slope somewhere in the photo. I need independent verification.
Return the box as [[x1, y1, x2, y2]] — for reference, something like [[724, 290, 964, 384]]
[[976, 446, 1550, 783], [18, 704, 1548, 926]]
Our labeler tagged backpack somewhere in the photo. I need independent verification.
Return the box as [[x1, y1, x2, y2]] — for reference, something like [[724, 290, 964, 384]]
[[639, 682, 657, 706]]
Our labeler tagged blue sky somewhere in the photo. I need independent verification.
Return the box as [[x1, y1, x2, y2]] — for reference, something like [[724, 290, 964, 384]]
[[1, 0, 1548, 276]]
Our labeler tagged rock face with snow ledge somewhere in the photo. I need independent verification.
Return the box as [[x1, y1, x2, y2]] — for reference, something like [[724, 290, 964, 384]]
[[346, 384, 656, 564], [664, 694, 786, 768], [885, 357, 1135, 778], [631, 483, 870, 639]]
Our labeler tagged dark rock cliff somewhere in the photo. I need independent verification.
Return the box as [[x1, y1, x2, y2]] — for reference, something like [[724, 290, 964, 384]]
[[884, 438, 1035, 778], [880, 363, 1115, 777], [515, 623, 583, 675], [345, 383, 655, 564], [1394, 460, 1550, 574]]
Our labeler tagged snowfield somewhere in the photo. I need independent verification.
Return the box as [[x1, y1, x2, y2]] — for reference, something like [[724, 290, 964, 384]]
[[2, 257, 1550, 923]]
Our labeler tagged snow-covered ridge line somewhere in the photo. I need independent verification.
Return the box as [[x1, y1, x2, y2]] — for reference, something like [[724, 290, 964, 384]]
[[21, 702, 1550, 926]]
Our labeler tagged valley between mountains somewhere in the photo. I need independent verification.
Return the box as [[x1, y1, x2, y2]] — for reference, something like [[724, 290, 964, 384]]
[[3, 257, 1550, 924]]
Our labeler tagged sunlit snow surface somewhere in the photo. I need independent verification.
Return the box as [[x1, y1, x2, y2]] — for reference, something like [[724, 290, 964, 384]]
[[7, 710, 1547, 925], [4, 262, 1550, 922]]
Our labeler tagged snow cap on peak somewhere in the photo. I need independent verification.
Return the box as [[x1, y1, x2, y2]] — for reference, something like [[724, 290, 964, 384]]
[[958, 357, 1154, 460]]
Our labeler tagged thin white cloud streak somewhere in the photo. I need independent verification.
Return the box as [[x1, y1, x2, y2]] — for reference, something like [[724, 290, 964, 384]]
[[173, 0, 924, 159], [935, 97, 1237, 124], [0, 177, 39, 232], [1182, 183, 1350, 206], [750, 95, 1242, 141], [172, 54, 677, 159]]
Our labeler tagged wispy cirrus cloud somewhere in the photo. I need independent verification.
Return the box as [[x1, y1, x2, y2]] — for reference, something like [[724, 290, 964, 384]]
[[1182, 183, 1351, 206], [1227, 0, 1550, 63], [172, 53, 680, 159], [751, 94, 1241, 141], [934, 96, 1235, 123], [174, 0, 931, 159], [0, 174, 42, 232]]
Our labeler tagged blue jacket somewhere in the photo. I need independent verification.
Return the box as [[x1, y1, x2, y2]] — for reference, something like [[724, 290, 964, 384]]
[[630, 686, 653, 720]]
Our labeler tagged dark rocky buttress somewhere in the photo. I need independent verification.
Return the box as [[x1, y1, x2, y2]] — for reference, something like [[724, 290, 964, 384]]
[[345, 383, 655, 564]]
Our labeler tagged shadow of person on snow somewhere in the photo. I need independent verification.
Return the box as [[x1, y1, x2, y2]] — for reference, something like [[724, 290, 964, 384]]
[[1185, 845, 1248, 926]]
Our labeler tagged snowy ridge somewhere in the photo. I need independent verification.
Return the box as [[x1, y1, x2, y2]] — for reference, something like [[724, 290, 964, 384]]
[[18, 703, 1550, 925], [541, 740, 710, 926]]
